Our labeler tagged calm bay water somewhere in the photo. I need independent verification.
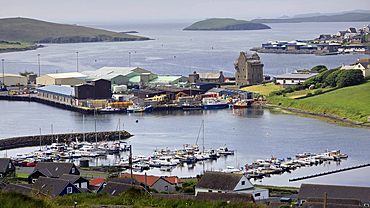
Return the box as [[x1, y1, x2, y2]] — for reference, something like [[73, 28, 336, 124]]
[[0, 21, 370, 187]]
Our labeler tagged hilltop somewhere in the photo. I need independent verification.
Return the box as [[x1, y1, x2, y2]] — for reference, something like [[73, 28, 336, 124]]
[[183, 18, 271, 31], [251, 12, 370, 23], [0, 17, 150, 43]]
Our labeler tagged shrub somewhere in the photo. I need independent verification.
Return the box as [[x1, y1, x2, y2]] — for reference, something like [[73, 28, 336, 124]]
[[283, 87, 294, 93], [325, 69, 343, 87], [315, 82, 322, 89], [292, 85, 299, 91], [306, 92, 313, 97], [365, 75, 370, 80], [336, 69, 365, 87], [314, 89, 322, 94], [311, 65, 328, 73]]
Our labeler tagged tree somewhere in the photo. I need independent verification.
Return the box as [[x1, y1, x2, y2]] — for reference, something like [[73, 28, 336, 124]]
[[336, 69, 365, 87], [311, 65, 328, 73], [325, 70, 343, 87]]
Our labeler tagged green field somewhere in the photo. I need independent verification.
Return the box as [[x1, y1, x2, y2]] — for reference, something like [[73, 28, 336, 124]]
[[241, 83, 283, 96], [266, 81, 370, 123]]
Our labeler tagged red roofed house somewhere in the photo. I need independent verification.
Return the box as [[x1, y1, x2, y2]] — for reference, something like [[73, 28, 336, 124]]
[[89, 178, 106, 193], [121, 173, 183, 193]]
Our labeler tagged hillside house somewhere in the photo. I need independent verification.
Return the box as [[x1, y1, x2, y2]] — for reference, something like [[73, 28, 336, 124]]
[[28, 162, 80, 184], [195, 171, 268, 201], [121, 173, 183, 193], [0, 158, 16, 178], [59, 174, 89, 189], [341, 58, 370, 77], [34, 177, 81, 197], [297, 184, 370, 206]]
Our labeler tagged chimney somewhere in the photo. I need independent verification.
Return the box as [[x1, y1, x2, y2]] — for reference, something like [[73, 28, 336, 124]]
[[175, 177, 178, 186]]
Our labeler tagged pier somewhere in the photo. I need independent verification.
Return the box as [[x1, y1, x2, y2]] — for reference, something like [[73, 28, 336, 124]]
[[289, 163, 370, 182]]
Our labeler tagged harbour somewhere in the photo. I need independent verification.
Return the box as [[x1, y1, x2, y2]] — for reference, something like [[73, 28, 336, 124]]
[[1, 21, 370, 188]]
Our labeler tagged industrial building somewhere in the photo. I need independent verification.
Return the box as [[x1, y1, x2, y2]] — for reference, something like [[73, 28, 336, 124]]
[[189, 71, 224, 84], [0, 73, 28, 86], [36, 72, 87, 86]]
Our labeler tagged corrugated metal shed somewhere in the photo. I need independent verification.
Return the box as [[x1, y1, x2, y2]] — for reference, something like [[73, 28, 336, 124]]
[[37, 85, 75, 97], [274, 72, 319, 79]]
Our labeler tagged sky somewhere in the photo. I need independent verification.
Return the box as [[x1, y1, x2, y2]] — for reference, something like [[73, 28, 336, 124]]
[[0, 0, 369, 24]]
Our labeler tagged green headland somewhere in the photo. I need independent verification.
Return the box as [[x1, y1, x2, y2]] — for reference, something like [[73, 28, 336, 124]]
[[183, 18, 271, 30], [0, 17, 150, 52]]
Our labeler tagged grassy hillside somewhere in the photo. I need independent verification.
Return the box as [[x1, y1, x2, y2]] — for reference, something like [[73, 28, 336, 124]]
[[0, 17, 149, 43], [266, 81, 370, 123], [184, 18, 270, 30], [252, 12, 370, 23]]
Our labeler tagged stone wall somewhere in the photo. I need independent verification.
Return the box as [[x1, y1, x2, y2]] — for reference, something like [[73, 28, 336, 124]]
[[0, 131, 132, 151]]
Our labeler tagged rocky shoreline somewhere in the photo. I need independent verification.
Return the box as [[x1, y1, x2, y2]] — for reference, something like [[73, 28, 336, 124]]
[[265, 104, 370, 128], [0, 130, 132, 151]]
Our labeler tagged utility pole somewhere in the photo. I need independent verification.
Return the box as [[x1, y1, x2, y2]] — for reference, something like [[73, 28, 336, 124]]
[[76, 52, 79, 72], [1, 59, 4, 87], [129, 145, 133, 186], [128, 52, 131, 67], [38, 54, 40, 77]]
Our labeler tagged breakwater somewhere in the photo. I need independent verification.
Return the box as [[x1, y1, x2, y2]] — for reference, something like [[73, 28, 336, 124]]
[[289, 163, 370, 182], [0, 131, 132, 151]]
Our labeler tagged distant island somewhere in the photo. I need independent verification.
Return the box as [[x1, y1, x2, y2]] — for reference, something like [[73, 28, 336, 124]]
[[251, 12, 370, 23], [0, 17, 150, 45], [183, 18, 271, 31]]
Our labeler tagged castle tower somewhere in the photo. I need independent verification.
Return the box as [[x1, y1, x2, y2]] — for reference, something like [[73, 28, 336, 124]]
[[234, 52, 264, 87]]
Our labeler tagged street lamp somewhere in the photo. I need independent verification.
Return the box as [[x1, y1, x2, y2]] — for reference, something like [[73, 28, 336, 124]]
[[129, 52, 131, 67], [76, 52, 79, 72], [38, 54, 40, 77], [1, 59, 4, 87]]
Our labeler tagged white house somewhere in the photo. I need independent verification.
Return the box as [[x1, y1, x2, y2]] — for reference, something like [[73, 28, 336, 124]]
[[274, 72, 319, 85], [341, 59, 370, 77], [195, 171, 269, 201]]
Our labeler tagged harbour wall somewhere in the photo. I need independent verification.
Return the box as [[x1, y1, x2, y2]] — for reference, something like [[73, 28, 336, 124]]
[[0, 131, 132, 151]]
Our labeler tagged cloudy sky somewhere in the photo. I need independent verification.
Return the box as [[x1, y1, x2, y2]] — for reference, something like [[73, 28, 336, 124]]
[[1, 0, 369, 24]]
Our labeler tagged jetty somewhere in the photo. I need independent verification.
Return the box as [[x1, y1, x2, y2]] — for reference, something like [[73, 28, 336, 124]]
[[289, 163, 370, 182]]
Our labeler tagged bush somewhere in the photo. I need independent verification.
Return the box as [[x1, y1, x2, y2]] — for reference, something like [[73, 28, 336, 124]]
[[306, 93, 313, 97], [365, 75, 370, 80], [283, 87, 294, 93], [314, 89, 322, 94], [315, 82, 322, 89], [311, 65, 328, 73], [292, 85, 299, 91], [336, 69, 365, 88], [325, 69, 343, 87]]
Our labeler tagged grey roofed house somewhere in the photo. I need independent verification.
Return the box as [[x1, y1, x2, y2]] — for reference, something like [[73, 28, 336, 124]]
[[3, 184, 34, 195], [28, 162, 79, 184], [196, 192, 255, 203], [59, 174, 89, 189], [195, 171, 269, 201], [101, 181, 134, 196], [298, 184, 370, 206], [34, 177, 81, 197], [0, 158, 16, 177], [196, 171, 253, 192]]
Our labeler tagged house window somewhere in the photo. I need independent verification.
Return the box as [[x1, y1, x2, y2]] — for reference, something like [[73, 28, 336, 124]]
[[9, 163, 11, 169], [255, 193, 260, 197], [208, 190, 212, 192], [241, 181, 245, 185], [67, 187, 72, 194], [32, 179, 37, 183], [71, 167, 75, 173], [164, 186, 168, 191], [218, 191, 222, 193]]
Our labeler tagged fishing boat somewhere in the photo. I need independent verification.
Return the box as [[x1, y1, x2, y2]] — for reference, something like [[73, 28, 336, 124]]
[[98, 106, 123, 113], [232, 100, 251, 108], [127, 104, 152, 113], [202, 98, 228, 110], [182, 102, 203, 110]]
